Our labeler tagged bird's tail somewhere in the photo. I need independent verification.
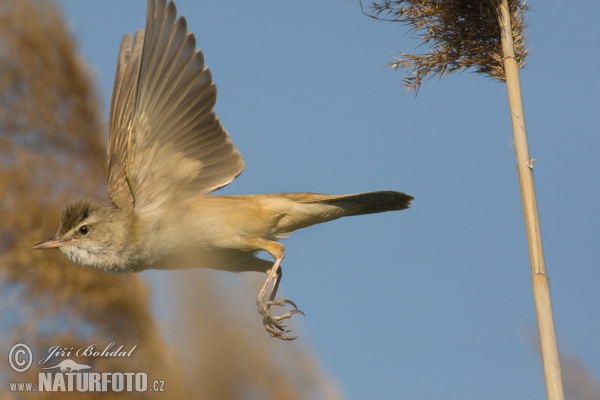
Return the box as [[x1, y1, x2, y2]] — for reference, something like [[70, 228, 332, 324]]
[[269, 190, 413, 235], [311, 191, 414, 216], [241, 191, 413, 237]]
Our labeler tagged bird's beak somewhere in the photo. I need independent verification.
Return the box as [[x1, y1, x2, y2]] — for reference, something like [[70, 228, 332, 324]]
[[32, 237, 72, 250]]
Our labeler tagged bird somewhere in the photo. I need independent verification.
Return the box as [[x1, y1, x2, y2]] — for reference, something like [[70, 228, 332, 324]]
[[32, 0, 414, 340]]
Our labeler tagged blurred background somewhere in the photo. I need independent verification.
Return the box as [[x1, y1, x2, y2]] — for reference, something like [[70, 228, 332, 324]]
[[1, 0, 598, 399]]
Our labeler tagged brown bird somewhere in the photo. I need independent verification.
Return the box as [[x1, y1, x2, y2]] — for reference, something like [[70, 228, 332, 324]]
[[33, 0, 413, 340]]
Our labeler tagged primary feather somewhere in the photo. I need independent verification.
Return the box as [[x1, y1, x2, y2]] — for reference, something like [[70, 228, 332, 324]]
[[107, 0, 245, 212]]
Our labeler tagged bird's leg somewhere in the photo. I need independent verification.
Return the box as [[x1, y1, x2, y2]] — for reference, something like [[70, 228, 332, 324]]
[[268, 265, 283, 303], [265, 264, 303, 314], [252, 242, 304, 340], [257, 258, 304, 340]]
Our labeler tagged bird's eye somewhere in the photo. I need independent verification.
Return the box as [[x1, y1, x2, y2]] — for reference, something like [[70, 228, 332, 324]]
[[78, 225, 90, 235]]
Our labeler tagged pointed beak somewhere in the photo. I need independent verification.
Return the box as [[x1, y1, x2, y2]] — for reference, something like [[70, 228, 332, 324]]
[[32, 237, 72, 250]]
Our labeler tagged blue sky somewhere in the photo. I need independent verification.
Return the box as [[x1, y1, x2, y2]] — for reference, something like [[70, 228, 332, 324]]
[[58, 1, 600, 398]]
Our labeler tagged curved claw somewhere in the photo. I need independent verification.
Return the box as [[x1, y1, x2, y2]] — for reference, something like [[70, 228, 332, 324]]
[[265, 322, 290, 333], [270, 309, 305, 323], [265, 322, 296, 340], [269, 331, 298, 341], [257, 295, 305, 340], [281, 299, 303, 312], [289, 308, 305, 317], [263, 299, 305, 314]]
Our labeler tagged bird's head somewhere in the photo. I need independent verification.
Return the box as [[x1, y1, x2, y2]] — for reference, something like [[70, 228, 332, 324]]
[[33, 199, 132, 271]]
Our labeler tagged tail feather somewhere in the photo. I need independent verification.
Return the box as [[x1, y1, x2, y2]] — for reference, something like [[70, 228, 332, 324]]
[[315, 191, 414, 216], [276, 191, 413, 216], [263, 191, 413, 235]]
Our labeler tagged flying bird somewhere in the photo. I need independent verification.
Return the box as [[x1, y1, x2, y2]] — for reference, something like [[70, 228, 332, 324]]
[[33, 0, 413, 340]]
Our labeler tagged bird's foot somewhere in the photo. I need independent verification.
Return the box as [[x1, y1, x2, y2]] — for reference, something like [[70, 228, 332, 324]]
[[256, 296, 305, 340]]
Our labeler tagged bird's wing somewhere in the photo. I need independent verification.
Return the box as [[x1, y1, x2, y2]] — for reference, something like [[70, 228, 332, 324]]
[[107, 0, 244, 210], [107, 31, 143, 209]]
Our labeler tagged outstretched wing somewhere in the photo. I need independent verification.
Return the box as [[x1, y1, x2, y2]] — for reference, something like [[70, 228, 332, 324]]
[[107, 0, 244, 210], [107, 31, 143, 209]]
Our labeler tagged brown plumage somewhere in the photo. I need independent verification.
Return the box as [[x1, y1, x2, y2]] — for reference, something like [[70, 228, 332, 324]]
[[33, 0, 414, 340]]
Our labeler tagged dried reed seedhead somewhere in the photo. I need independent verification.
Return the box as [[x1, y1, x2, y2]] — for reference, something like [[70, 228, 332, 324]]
[[363, 0, 529, 92]]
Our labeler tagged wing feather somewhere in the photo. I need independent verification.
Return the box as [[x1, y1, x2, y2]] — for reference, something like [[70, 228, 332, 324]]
[[107, 30, 144, 209], [107, 0, 244, 210]]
